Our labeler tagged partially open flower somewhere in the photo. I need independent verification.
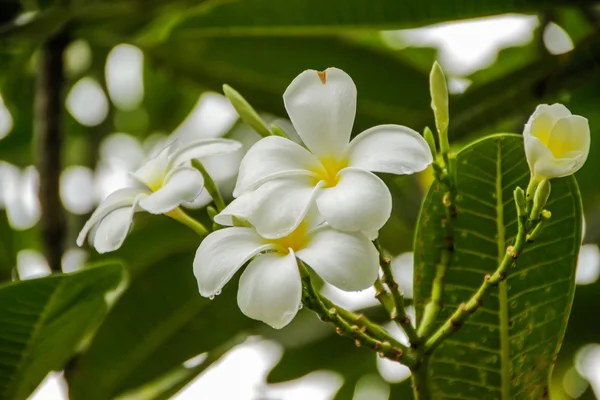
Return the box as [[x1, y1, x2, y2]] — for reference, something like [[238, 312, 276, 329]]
[[232, 68, 433, 239], [77, 139, 241, 253], [193, 210, 379, 329], [524, 104, 590, 180]]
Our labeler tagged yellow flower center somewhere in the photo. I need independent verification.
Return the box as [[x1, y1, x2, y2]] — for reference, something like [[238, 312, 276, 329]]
[[269, 220, 310, 254], [146, 177, 164, 192], [311, 156, 348, 187], [542, 135, 577, 158]]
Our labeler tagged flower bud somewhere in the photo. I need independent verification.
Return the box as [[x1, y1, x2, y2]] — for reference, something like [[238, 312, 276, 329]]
[[523, 103, 590, 179], [531, 179, 551, 221], [514, 187, 526, 217], [223, 84, 272, 138], [429, 61, 449, 153], [423, 126, 437, 158]]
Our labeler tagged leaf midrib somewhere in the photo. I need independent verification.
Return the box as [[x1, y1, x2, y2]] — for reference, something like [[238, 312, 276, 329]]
[[495, 140, 510, 400]]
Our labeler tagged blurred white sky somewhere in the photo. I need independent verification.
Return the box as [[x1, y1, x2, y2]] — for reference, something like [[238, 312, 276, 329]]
[[2, 13, 594, 400]]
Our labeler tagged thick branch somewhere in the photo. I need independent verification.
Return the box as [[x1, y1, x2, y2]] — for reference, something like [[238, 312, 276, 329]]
[[35, 30, 69, 272]]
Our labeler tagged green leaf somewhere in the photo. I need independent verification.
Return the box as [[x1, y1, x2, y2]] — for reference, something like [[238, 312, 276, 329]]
[[414, 135, 582, 398], [0, 262, 124, 400], [169, 0, 591, 37], [66, 252, 258, 400]]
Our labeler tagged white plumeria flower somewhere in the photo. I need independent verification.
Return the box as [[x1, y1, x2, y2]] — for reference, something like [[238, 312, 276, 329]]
[[524, 103, 590, 180], [232, 68, 433, 238], [193, 210, 379, 329], [77, 139, 241, 253]]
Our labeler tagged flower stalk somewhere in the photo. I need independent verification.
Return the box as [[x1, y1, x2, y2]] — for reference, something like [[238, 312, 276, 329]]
[[191, 159, 226, 212], [167, 208, 209, 237], [298, 261, 419, 367], [373, 277, 395, 315], [375, 241, 420, 346]]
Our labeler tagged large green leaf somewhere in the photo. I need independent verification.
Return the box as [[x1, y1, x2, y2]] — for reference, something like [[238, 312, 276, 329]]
[[66, 252, 258, 400], [0, 262, 124, 400], [169, 0, 592, 37], [414, 135, 582, 399]]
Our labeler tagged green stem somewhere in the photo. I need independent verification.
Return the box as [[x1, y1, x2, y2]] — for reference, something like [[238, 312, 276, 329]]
[[411, 355, 432, 400], [373, 277, 395, 315], [191, 159, 226, 212], [375, 241, 420, 346], [167, 208, 209, 237], [424, 188, 546, 353], [299, 261, 418, 368]]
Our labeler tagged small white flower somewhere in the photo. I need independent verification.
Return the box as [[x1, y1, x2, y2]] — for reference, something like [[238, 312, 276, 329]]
[[233, 68, 433, 238], [524, 103, 590, 180], [77, 139, 241, 253], [193, 210, 379, 329]]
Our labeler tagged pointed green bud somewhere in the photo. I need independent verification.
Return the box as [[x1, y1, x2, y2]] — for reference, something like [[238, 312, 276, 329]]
[[270, 123, 289, 139], [429, 61, 449, 154], [514, 187, 526, 217], [223, 84, 272, 138], [207, 206, 218, 221], [231, 215, 252, 228], [531, 179, 551, 221], [423, 126, 437, 158]]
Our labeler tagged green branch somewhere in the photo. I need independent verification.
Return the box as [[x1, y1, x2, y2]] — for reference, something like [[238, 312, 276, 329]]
[[374, 241, 420, 347], [373, 277, 395, 315], [424, 187, 549, 353], [299, 261, 418, 368]]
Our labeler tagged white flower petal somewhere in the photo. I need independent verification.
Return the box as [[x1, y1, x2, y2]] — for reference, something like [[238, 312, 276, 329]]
[[167, 138, 242, 170], [76, 187, 148, 246], [92, 207, 135, 253], [138, 167, 204, 214], [524, 135, 554, 174], [297, 226, 378, 291], [316, 168, 392, 232], [234, 136, 319, 197], [346, 125, 432, 175], [248, 176, 323, 239], [214, 192, 255, 227], [548, 115, 590, 157], [532, 154, 583, 179], [237, 251, 302, 329], [526, 103, 572, 143], [132, 145, 170, 190], [283, 68, 356, 157], [193, 227, 273, 297]]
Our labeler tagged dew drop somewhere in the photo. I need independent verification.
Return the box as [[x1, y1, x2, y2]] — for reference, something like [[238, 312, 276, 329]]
[[209, 295, 215, 300], [215, 290, 222, 296], [298, 303, 303, 310]]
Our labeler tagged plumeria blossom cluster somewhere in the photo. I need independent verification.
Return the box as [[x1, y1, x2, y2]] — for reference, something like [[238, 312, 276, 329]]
[[194, 68, 434, 328], [78, 65, 591, 333]]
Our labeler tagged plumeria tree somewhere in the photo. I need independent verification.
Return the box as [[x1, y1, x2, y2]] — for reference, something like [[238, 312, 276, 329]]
[[1, 1, 599, 399]]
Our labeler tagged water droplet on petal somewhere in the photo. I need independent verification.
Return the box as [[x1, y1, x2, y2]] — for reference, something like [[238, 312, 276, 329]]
[[298, 303, 303, 310], [209, 295, 215, 300], [215, 290, 222, 296]]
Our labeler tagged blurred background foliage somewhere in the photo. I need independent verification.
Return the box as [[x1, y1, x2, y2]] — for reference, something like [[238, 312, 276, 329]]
[[1, 0, 600, 399]]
